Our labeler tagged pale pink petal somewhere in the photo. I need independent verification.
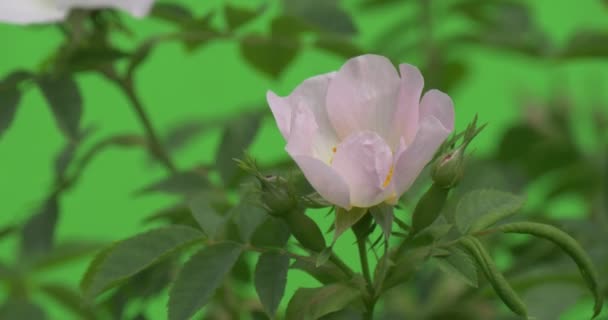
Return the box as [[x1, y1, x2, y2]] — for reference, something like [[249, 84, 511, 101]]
[[420, 89, 455, 132], [395, 63, 424, 145], [0, 0, 67, 25], [267, 91, 293, 140], [326, 54, 401, 143], [267, 72, 337, 147], [56, 0, 155, 17], [331, 131, 394, 208], [393, 90, 454, 195], [292, 155, 351, 209], [285, 105, 318, 158]]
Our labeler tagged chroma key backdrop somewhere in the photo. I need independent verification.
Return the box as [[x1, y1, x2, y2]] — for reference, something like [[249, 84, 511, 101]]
[[1, 1, 608, 319]]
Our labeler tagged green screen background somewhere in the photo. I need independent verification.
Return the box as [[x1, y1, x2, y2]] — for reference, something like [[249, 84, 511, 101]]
[[1, 0, 607, 319]]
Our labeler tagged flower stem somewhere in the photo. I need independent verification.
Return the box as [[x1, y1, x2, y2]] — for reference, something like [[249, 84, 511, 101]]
[[122, 80, 177, 173], [357, 236, 376, 319], [330, 254, 355, 278], [101, 68, 177, 173]]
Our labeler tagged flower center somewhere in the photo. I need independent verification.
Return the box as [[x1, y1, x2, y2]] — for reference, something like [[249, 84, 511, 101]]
[[383, 165, 394, 188]]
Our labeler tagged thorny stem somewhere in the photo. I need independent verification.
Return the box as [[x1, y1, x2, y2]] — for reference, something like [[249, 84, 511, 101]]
[[100, 68, 177, 173]]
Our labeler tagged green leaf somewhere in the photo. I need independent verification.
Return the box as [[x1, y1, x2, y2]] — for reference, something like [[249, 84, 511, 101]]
[[234, 193, 268, 242], [37, 74, 82, 140], [251, 216, 291, 248], [168, 242, 242, 320], [434, 246, 478, 288], [81, 226, 204, 297], [271, 15, 313, 37], [370, 204, 393, 244], [161, 118, 218, 155], [128, 37, 163, 78], [285, 283, 362, 320], [560, 30, 608, 59], [334, 207, 367, 243], [0, 299, 46, 320], [319, 308, 363, 320], [40, 283, 97, 320], [283, 0, 357, 35], [314, 36, 362, 59], [216, 112, 262, 186], [30, 241, 103, 271], [382, 247, 431, 292], [255, 252, 290, 317], [188, 194, 225, 239], [60, 44, 129, 72], [316, 247, 333, 267], [460, 236, 528, 318], [291, 259, 349, 285], [497, 222, 604, 318], [224, 4, 260, 30], [0, 224, 17, 241], [240, 34, 300, 78], [143, 203, 196, 226], [137, 171, 209, 196], [0, 71, 31, 138], [455, 189, 525, 234], [20, 197, 59, 259], [151, 3, 195, 27], [54, 125, 97, 179]]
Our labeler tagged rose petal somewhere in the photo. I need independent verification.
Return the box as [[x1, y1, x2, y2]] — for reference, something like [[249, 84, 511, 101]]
[[393, 90, 454, 195], [291, 155, 351, 209], [285, 105, 318, 158], [267, 71, 338, 150], [326, 54, 401, 144], [0, 0, 67, 24], [331, 131, 394, 208], [395, 63, 424, 145], [420, 89, 455, 132], [56, 0, 154, 17]]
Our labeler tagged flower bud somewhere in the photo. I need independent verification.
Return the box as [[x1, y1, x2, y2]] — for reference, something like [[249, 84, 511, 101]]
[[284, 209, 326, 252], [259, 176, 298, 217], [431, 148, 465, 189]]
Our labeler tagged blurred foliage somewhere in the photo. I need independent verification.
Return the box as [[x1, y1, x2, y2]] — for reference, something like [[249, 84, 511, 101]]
[[1, 0, 607, 319]]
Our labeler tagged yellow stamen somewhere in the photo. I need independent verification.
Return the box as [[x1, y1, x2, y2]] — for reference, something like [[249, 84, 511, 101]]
[[383, 165, 394, 188], [329, 146, 337, 164]]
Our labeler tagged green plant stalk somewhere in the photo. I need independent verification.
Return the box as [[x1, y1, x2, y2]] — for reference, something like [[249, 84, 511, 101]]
[[122, 80, 177, 173], [330, 254, 355, 278], [100, 68, 177, 173], [357, 235, 376, 320]]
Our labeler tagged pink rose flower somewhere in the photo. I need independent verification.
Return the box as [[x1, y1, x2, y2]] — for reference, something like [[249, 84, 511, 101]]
[[267, 54, 454, 209], [0, 0, 154, 25]]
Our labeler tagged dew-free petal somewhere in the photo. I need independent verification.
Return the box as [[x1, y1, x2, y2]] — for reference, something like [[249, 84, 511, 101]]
[[0, 0, 67, 25], [291, 155, 351, 209], [326, 54, 401, 143], [331, 131, 394, 208], [393, 90, 454, 195], [395, 63, 424, 146], [267, 72, 337, 151]]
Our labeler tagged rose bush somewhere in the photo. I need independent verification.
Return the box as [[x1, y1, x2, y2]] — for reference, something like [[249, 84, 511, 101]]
[[268, 54, 455, 209]]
